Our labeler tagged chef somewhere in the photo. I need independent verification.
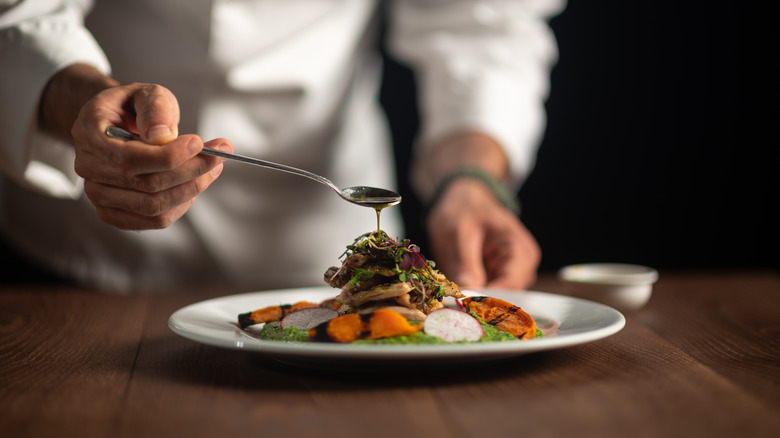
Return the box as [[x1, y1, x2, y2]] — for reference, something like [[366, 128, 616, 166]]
[[0, 0, 564, 292]]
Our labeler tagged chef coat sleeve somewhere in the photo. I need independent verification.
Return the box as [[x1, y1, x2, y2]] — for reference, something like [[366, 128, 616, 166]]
[[0, 0, 110, 199], [387, 0, 566, 198]]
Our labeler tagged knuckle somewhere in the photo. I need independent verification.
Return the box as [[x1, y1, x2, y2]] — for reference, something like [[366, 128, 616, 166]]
[[95, 207, 136, 231], [73, 158, 88, 178], [82, 182, 103, 205], [135, 193, 165, 217], [529, 244, 542, 265], [109, 152, 134, 177], [168, 142, 193, 165], [133, 172, 164, 193], [144, 83, 170, 96], [94, 207, 116, 226], [192, 173, 212, 193], [70, 124, 83, 144], [148, 207, 186, 229], [135, 84, 178, 116], [136, 83, 169, 99], [158, 137, 200, 170], [157, 214, 178, 229], [144, 216, 170, 230]]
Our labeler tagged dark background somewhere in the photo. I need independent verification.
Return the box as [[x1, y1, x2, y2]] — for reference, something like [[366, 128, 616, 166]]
[[381, 0, 777, 274]]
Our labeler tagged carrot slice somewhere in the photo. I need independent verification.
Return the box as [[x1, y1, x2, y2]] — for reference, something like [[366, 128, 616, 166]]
[[462, 296, 538, 339], [308, 309, 421, 343], [324, 313, 365, 343], [366, 309, 421, 339]]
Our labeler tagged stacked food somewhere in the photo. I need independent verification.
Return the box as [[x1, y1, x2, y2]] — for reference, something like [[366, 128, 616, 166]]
[[323, 230, 463, 321], [238, 230, 540, 343]]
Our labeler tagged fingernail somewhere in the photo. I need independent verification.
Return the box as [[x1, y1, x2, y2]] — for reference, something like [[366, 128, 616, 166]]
[[186, 138, 203, 155], [147, 124, 172, 143], [209, 163, 224, 178], [211, 143, 231, 162]]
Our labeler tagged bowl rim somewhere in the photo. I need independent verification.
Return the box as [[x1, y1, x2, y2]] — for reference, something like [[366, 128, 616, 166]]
[[558, 263, 659, 285]]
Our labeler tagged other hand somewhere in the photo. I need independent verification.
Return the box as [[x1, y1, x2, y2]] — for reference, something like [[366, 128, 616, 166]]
[[426, 177, 540, 290]]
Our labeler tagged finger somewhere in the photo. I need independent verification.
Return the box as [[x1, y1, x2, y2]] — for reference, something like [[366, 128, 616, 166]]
[[84, 167, 221, 218], [121, 139, 229, 191], [129, 84, 180, 145], [203, 137, 232, 153], [75, 126, 200, 177], [107, 135, 232, 178], [108, 134, 205, 175], [484, 223, 540, 290], [483, 246, 526, 289], [485, 259, 537, 290], [94, 198, 195, 231], [449, 221, 488, 288], [76, 135, 218, 190], [429, 216, 488, 288]]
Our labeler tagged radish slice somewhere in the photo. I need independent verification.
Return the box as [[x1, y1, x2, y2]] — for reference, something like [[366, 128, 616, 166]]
[[423, 308, 484, 342], [280, 307, 339, 330]]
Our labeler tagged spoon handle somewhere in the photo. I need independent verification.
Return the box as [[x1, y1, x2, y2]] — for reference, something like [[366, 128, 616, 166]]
[[197, 145, 338, 191], [105, 126, 339, 193]]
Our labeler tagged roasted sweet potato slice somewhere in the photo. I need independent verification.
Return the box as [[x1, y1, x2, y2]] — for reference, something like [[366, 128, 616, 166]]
[[308, 309, 421, 343], [238, 301, 319, 329], [313, 313, 364, 343], [461, 296, 538, 339], [366, 308, 421, 339]]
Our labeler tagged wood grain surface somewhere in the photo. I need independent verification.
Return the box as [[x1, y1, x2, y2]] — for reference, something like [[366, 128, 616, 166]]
[[1, 272, 778, 438]]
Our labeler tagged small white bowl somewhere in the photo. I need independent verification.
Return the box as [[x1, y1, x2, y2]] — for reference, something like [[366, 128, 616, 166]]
[[557, 263, 659, 312]]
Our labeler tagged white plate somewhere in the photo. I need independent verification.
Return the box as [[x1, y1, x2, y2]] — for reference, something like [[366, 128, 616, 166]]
[[168, 287, 625, 368]]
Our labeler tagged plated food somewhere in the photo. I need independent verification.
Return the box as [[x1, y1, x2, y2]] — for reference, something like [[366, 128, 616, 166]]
[[237, 230, 540, 344]]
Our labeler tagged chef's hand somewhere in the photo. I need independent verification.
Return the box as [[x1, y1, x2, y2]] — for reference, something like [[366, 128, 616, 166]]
[[41, 64, 231, 230], [426, 178, 540, 290], [415, 132, 540, 290]]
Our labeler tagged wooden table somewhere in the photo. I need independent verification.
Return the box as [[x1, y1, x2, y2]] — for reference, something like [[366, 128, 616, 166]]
[[2, 270, 779, 438]]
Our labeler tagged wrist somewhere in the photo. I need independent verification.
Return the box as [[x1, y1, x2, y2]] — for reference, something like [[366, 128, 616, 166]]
[[411, 131, 510, 202], [39, 63, 118, 141], [429, 167, 520, 215]]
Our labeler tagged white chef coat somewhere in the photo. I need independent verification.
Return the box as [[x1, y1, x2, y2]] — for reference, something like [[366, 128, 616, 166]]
[[0, 0, 564, 292]]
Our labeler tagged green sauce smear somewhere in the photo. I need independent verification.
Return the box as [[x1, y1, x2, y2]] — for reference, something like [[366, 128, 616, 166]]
[[258, 313, 543, 344], [259, 322, 310, 342]]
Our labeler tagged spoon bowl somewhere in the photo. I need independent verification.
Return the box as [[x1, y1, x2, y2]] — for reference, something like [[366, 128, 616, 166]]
[[106, 126, 402, 208], [339, 186, 401, 208]]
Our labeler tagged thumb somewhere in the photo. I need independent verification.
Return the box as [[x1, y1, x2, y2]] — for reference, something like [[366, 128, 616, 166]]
[[133, 84, 180, 145]]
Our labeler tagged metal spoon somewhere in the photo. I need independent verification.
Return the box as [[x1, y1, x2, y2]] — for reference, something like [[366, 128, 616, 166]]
[[105, 126, 401, 208]]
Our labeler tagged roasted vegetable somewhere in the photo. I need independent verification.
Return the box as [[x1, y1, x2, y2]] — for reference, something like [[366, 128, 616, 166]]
[[423, 308, 484, 342], [308, 308, 421, 343], [461, 296, 538, 339], [280, 307, 339, 330], [237, 301, 319, 329]]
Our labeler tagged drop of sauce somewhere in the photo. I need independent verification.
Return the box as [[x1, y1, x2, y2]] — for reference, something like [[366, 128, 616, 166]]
[[372, 203, 395, 231]]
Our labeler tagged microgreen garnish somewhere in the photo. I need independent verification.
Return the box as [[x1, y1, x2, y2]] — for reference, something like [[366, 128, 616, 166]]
[[349, 268, 374, 287], [335, 230, 454, 312]]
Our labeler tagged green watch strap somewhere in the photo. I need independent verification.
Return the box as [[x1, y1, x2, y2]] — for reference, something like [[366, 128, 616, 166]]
[[428, 168, 520, 215]]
